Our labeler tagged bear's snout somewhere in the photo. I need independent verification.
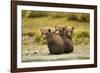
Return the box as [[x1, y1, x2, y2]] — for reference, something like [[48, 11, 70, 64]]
[[42, 35, 46, 39]]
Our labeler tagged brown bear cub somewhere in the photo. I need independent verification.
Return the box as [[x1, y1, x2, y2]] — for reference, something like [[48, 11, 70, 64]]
[[64, 27, 74, 40], [55, 26, 74, 53], [40, 28, 65, 54]]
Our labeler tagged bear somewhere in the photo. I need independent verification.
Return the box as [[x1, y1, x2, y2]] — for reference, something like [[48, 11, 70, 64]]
[[40, 28, 65, 54], [55, 26, 74, 40], [55, 26, 74, 53], [64, 27, 74, 40]]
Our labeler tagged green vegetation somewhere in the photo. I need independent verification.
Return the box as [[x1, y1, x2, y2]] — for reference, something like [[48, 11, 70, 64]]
[[73, 30, 90, 45], [67, 13, 90, 22]]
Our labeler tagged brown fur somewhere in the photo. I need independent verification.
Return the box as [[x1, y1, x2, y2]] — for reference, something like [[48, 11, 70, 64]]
[[55, 26, 74, 53], [41, 28, 65, 54]]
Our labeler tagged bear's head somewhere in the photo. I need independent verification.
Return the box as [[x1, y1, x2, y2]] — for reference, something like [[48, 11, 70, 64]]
[[55, 26, 66, 36], [64, 27, 74, 39], [40, 28, 52, 39], [55, 26, 74, 39]]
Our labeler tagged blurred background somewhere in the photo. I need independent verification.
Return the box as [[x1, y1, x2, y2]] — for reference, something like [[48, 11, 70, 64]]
[[22, 10, 90, 45]]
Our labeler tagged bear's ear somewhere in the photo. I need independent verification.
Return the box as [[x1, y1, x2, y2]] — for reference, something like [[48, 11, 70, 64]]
[[62, 27, 65, 31], [63, 26, 67, 31], [64, 26, 67, 29], [55, 26, 57, 28], [48, 29, 51, 32], [72, 27, 74, 30]]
